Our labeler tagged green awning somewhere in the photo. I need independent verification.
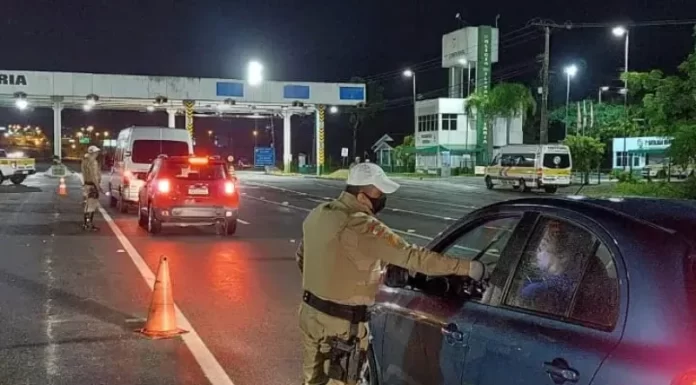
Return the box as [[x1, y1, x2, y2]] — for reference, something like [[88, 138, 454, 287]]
[[627, 148, 668, 155], [415, 145, 480, 155]]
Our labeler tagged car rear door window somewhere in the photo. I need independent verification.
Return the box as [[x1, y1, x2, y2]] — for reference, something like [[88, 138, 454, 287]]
[[543, 153, 571, 168], [164, 161, 226, 180], [132, 140, 189, 164], [502, 217, 620, 329]]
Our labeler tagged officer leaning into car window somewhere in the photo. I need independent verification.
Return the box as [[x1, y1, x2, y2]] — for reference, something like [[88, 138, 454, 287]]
[[295, 163, 487, 385]]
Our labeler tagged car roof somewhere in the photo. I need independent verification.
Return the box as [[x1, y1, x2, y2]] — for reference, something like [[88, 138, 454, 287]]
[[494, 196, 696, 237]]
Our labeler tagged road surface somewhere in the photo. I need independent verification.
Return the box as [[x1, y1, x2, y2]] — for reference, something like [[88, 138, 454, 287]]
[[0, 170, 530, 385]]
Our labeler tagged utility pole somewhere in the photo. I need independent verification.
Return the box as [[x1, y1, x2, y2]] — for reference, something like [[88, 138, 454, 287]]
[[540, 26, 550, 144]]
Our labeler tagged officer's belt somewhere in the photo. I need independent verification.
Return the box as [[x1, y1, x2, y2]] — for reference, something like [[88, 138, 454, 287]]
[[303, 291, 369, 324]]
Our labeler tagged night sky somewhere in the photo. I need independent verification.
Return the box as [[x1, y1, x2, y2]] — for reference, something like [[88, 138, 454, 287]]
[[2, 0, 695, 162]]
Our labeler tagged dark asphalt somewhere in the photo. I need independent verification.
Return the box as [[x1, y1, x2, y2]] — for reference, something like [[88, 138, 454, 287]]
[[1, 169, 533, 385]]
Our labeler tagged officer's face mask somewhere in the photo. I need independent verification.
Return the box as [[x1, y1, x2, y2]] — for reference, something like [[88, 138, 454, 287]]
[[363, 193, 387, 215]]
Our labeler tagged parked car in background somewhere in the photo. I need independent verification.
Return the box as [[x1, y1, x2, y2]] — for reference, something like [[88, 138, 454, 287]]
[[365, 196, 696, 385]]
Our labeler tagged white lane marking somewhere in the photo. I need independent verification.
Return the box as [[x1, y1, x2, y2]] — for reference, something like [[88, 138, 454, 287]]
[[388, 207, 456, 221], [237, 219, 251, 225], [245, 181, 475, 217], [77, 174, 235, 385], [246, 194, 443, 242], [98, 207, 235, 385]]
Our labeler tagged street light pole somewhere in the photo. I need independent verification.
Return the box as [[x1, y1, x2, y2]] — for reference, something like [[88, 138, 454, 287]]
[[563, 65, 578, 139]]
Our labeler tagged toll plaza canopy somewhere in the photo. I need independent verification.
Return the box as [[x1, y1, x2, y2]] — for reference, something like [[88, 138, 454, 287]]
[[0, 70, 367, 173]]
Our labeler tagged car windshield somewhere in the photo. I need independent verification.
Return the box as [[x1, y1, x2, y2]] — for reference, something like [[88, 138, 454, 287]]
[[543, 153, 571, 168], [163, 161, 226, 180], [132, 140, 189, 164]]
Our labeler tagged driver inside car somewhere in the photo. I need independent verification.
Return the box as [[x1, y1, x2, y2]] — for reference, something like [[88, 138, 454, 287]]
[[520, 219, 582, 314]]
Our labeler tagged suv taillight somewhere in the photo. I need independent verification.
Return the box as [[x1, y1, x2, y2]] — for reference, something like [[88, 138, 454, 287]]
[[157, 179, 171, 194], [224, 181, 235, 195]]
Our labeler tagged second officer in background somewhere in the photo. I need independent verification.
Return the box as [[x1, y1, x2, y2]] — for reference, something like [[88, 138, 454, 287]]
[[296, 163, 487, 385]]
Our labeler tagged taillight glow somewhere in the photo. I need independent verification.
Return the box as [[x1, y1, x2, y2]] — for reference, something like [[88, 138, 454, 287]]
[[123, 171, 134, 184], [189, 157, 209, 165], [674, 371, 696, 385], [224, 181, 235, 195], [157, 179, 171, 194], [536, 168, 543, 176]]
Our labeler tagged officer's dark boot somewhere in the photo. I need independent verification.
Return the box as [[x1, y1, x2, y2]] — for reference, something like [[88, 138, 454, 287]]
[[88, 212, 99, 231]]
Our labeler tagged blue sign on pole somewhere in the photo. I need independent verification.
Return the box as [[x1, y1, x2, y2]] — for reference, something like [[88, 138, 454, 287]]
[[254, 147, 275, 167]]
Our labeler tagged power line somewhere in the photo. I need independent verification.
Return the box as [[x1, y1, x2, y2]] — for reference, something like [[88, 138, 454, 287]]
[[531, 18, 696, 29], [362, 22, 544, 83], [363, 30, 542, 83]]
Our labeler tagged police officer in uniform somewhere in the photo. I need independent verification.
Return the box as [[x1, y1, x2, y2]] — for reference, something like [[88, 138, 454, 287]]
[[81, 145, 102, 231], [296, 163, 486, 385]]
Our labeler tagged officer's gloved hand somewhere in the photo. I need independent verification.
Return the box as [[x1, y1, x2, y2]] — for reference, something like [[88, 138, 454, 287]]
[[468, 261, 489, 281]]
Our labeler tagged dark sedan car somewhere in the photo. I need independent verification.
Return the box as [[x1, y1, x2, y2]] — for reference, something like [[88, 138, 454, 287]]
[[365, 196, 696, 385]]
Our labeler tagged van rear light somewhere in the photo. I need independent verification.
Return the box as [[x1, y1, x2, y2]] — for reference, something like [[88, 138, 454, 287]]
[[123, 171, 134, 186], [224, 181, 235, 195], [189, 157, 209, 165], [536, 168, 543, 177], [157, 179, 171, 194], [673, 370, 696, 385]]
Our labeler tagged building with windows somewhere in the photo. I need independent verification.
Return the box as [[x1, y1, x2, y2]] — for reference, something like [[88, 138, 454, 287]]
[[414, 98, 523, 172], [611, 136, 673, 170]]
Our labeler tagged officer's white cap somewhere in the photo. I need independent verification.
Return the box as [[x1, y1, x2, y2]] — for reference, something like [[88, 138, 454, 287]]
[[87, 145, 101, 153], [346, 163, 400, 194]]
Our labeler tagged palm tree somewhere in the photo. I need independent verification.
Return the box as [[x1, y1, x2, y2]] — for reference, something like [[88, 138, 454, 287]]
[[465, 83, 537, 163], [493, 83, 537, 146]]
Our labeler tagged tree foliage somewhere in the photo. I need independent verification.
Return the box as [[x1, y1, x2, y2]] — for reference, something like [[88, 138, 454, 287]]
[[348, 77, 384, 159], [393, 135, 415, 171], [563, 135, 605, 183]]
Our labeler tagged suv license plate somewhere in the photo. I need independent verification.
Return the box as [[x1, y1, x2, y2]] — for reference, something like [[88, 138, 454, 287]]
[[189, 187, 208, 195]]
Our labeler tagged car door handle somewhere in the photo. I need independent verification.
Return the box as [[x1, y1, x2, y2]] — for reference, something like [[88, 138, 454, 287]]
[[441, 323, 465, 343], [544, 358, 579, 384]]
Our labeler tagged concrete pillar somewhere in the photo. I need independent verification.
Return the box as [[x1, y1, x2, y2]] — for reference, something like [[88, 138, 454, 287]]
[[315, 105, 326, 176], [167, 109, 177, 128], [283, 111, 293, 173], [52, 96, 64, 159]]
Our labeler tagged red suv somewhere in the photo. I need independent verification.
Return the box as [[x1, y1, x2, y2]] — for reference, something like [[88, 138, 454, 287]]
[[137, 155, 239, 235]]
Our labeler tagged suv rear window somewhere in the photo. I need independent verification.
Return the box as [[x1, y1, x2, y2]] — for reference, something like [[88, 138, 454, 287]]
[[543, 153, 570, 168], [163, 161, 226, 180], [132, 140, 189, 164]]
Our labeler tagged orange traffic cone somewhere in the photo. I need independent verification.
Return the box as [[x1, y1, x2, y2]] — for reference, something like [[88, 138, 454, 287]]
[[58, 177, 67, 196], [139, 256, 188, 339]]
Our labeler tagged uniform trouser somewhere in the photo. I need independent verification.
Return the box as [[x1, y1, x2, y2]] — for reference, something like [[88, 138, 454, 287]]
[[82, 185, 99, 214], [299, 302, 368, 385]]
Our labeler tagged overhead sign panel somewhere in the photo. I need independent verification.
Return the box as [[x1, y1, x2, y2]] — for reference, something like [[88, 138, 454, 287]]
[[216, 82, 244, 97], [284, 85, 310, 99], [339, 86, 365, 101]]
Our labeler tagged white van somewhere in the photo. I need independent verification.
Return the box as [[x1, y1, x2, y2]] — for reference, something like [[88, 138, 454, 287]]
[[484, 144, 573, 193], [108, 126, 193, 213]]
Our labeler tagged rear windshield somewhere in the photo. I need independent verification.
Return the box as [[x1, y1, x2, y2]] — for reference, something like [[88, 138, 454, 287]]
[[163, 161, 226, 180], [543, 153, 571, 168], [132, 140, 189, 164]]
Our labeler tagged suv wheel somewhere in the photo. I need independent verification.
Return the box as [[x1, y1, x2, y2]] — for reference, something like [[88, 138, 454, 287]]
[[225, 219, 238, 236], [137, 199, 147, 228], [147, 203, 162, 235]]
